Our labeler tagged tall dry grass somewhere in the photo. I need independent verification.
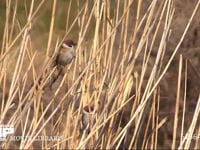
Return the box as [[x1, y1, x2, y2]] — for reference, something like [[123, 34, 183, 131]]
[[0, 0, 200, 149]]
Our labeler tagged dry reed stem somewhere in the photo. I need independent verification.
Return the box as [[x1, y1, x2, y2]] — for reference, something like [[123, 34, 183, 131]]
[[172, 54, 182, 149], [0, 0, 199, 149]]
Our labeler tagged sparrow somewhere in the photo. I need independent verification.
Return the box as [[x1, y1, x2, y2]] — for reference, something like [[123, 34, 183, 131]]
[[43, 39, 77, 89], [55, 39, 77, 67], [81, 105, 96, 134]]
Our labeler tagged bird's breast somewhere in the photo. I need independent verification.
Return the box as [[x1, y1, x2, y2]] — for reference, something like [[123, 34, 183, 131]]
[[57, 51, 75, 66]]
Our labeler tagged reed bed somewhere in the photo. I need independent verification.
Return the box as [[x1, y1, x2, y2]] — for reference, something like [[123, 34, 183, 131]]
[[0, 0, 200, 149]]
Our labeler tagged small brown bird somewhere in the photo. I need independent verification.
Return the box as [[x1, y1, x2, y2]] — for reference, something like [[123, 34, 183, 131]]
[[81, 105, 96, 134], [43, 39, 77, 88], [56, 39, 77, 66]]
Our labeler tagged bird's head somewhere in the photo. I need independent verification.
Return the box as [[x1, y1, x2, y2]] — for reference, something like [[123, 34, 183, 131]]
[[61, 39, 77, 50]]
